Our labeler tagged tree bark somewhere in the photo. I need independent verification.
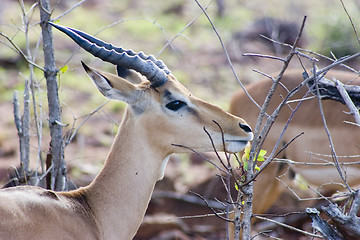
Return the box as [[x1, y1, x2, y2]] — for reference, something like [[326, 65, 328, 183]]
[[39, 0, 67, 191], [307, 73, 360, 107]]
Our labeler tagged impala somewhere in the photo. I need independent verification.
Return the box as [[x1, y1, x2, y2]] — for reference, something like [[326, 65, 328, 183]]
[[230, 68, 360, 215], [0, 23, 253, 239]]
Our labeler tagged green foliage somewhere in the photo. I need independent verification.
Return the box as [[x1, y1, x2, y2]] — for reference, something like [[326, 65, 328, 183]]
[[59, 65, 68, 74], [306, 0, 360, 57], [241, 144, 267, 172], [234, 145, 267, 191], [310, 17, 359, 57]]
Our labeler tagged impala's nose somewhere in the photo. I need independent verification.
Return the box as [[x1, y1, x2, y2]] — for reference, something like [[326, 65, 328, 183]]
[[239, 123, 252, 133]]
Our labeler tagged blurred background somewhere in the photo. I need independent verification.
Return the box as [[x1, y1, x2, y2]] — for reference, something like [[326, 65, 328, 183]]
[[0, 0, 359, 239]]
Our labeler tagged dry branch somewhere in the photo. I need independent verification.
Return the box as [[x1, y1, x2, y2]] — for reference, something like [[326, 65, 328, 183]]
[[39, 0, 66, 191], [335, 80, 360, 125], [306, 73, 360, 108], [306, 208, 344, 240], [322, 191, 360, 239]]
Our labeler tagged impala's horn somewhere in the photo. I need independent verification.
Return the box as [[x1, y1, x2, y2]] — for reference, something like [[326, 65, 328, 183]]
[[49, 22, 170, 88]]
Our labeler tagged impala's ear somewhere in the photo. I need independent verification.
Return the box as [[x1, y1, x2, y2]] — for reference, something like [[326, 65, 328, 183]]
[[117, 66, 145, 84], [82, 61, 141, 105]]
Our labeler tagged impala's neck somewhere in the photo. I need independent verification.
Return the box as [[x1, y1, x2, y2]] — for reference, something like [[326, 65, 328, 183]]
[[85, 109, 168, 239]]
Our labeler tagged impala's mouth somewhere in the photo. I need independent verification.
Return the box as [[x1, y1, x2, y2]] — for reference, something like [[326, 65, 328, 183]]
[[225, 139, 250, 153], [225, 132, 253, 144], [225, 140, 249, 144]]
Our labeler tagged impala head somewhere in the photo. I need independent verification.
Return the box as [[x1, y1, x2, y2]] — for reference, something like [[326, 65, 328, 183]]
[[51, 23, 253, 154]]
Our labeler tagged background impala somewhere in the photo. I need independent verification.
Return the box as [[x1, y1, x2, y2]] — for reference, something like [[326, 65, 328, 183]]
[[230, 68, 360, 215]]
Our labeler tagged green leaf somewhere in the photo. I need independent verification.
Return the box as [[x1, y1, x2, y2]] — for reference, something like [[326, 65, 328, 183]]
[[257, 149, 267, 161], [243, 161, 248, 171], [59, 65, 68, 74]]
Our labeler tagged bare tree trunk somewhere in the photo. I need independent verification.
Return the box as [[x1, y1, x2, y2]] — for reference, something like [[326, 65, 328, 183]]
[[39, 0, 67, 191], [12, 91, 29, 175], [19, 0, 35, 177], [10, 0, 33, 180], [240, 171, 254, 240], [21, 75, 31, 175]]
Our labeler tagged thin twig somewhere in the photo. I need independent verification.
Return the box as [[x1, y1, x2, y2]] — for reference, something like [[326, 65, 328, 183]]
[[64, 101, 109, 146], [190, 191, 233, 223], [242, 53, 286, 62], [339, 0, 360, 45], [313, 63, 352, 192], [53, 0, 87, 21], [254, 215, 324, 238], [152, 191, 227, 210], [157, 2, 212, 56], [193, 0, 261, 111], [203, 126, 228, 171], [273, 132, 304, 159], [176, 210, 233, 220], [171, 143, 227, 175], [344, 120, 360, 127], [272, 158, 360, 166], [0, 32, 44, 71]]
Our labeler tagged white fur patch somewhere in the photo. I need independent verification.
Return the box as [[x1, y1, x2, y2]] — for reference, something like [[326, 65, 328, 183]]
[[159, 155, 171, 180]]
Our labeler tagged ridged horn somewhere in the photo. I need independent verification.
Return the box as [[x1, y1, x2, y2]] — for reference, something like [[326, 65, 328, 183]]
[[49, 22, 170, 88]]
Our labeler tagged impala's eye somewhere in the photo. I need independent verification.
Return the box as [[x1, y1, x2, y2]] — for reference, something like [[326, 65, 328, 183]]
[[166, 100, 187, 111]]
